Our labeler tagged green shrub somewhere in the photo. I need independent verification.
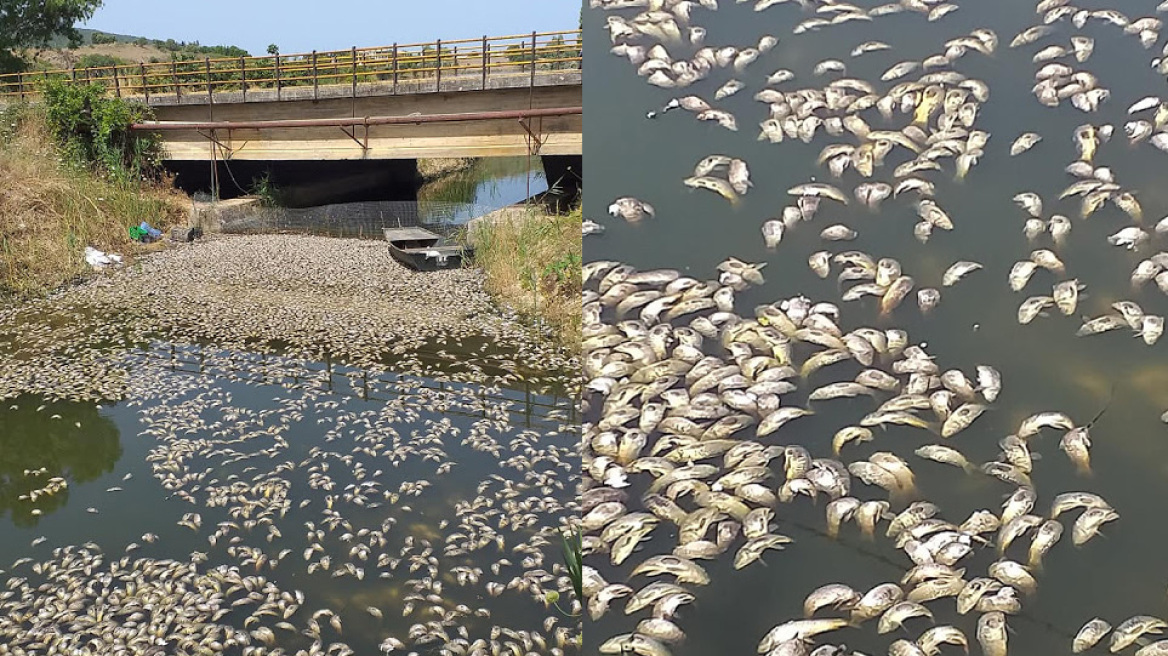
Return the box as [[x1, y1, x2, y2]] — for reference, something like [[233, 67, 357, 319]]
[[76, 54, 126, 70], [39, 79, 163, 181]]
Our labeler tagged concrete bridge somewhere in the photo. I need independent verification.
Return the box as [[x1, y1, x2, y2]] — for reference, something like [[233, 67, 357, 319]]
[[0, 31, 581, 162]]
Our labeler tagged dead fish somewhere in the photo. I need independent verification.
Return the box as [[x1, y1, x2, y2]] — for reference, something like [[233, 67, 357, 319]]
[[1073, 618, 1112, 653], [715, 79, 746, 100], [1077, 314, 1128, 336], [1053, 279, 1081, 315], [852, 41, 891, 57], [821, 225, 857, 241], [1014, 192, 1043, 217], [881, 276, 915, 316], [942, 261, 983, 286], [609, 197, 656, 222], [879, 601, 934, 634], [693, 155, 732, 177], [941, 403, 986, 438], [915, 444, 975, 473], [1060, 427, 1092, 474], [1030, 249, 1065, 273], [977, 612, 1009, 656], [729, 158, 752, 195], [1110, 616, 1168, 652], [917, 288, 941, 314], [1108, 226, 1148, 251], [1009, 261, 1038, 292], [762, 220, 785, 249], [814, 59, 847, 76], [1010, 132, 1042, 155], [684, 176, 740, 203], [808, 251, 831, 278]]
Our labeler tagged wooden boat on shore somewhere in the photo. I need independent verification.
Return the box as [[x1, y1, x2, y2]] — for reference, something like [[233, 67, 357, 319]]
[[383, 227, 470, 271]]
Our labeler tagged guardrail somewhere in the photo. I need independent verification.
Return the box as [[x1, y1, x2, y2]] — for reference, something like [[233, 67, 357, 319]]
[[0, 30, 581, 102]]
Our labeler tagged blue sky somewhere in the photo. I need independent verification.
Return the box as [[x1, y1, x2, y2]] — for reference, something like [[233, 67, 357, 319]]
[[80, 0, 581, 56]]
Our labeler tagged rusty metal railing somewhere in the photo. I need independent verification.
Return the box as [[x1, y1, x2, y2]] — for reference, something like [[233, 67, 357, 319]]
[[0, 30, 581, 102]]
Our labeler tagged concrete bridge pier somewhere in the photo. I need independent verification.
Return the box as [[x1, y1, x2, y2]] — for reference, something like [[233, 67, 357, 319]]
[[540, 155, 581, 212]]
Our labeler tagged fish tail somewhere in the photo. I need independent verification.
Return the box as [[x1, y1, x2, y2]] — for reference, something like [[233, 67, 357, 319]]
[[961, 463, 978, 475], [1075, 461, 1094, 478], [1026, 553, 1042, 571]]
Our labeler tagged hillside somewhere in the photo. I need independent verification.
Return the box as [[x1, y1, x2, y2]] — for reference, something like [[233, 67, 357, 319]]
[[35, 43, 174, 69], [29, 28, 250, 71]]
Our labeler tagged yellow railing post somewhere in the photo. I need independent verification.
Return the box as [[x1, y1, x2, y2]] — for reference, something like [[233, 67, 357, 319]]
[[481, 35, 488, 89], [312, 50, 318, 101]]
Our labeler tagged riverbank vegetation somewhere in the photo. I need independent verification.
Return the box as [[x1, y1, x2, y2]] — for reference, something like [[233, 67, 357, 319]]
[[469, 203, 581, 349], [0, 89, 186, 298]]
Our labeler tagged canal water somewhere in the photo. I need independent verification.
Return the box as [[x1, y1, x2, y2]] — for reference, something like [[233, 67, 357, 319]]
[[584, 0, 1168, 655]]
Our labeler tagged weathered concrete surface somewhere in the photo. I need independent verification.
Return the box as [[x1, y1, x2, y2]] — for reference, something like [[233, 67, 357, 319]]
[[151, 81, 581, 161], [189, 197, 262, 232], [144, 70, 580, 107]]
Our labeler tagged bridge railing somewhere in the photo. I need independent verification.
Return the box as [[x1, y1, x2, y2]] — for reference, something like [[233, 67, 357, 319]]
[[0, 30, 581, 102]]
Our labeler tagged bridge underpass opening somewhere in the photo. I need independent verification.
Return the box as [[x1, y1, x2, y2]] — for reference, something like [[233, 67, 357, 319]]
[[166, 159, 424, 207]]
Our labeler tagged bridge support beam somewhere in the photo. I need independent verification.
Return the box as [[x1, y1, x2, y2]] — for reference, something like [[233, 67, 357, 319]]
[[540, 155, 581, 212]]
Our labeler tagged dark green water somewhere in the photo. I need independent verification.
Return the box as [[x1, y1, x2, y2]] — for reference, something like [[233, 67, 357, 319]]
[[584, 1, 1168, 654]]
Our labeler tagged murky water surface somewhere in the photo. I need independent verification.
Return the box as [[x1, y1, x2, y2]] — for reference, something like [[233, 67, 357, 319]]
[[584, 1, 1168, 654], [0, 334, 580, 653]]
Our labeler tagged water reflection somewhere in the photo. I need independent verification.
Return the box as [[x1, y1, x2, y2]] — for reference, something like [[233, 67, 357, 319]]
[[0, 398, 121, 527], [418, 156, 549, 226]]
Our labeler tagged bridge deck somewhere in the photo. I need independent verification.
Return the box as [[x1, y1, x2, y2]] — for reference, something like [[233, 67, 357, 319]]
[[0, 30, 580, 105], [1, 31, 582, 161]]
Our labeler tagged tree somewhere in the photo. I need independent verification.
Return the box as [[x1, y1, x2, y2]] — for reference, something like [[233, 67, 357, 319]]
[[90, 31, 116, 45], [267, 43, 279, 55], [0, 0, 103, 53]]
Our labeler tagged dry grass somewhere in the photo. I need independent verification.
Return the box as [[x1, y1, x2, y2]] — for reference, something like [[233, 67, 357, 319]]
[[0, 109, 188, 298], [416, 158, 475, 180], [34, 43, 174, 69], [469, 204, 581, 349]]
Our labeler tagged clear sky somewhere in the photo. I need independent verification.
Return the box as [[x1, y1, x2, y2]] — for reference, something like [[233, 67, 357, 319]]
[[80, 0, 581, 56]]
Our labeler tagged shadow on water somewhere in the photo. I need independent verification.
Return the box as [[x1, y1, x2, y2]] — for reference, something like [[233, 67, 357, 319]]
[[0, 398, 121, 527]]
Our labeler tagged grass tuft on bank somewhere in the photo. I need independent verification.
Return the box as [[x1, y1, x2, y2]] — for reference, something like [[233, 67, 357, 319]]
[[469, 204, 581, 349], [0, 103, 187, 298]]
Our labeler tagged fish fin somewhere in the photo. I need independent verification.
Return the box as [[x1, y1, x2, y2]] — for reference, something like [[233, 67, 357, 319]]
[[1030, 452, 1043, 461]]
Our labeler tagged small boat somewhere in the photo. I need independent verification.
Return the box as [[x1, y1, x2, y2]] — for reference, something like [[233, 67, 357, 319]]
[[383, 227, 471, 271]]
